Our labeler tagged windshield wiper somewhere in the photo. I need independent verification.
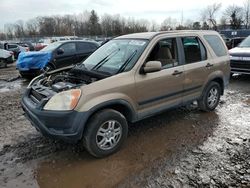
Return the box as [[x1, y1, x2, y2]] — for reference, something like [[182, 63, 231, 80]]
[[116, 50, 137, 73], [91, 48, 120, 70]]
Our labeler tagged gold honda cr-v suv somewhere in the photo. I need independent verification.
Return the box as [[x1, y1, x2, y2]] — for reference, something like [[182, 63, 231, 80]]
[[22, 31, 230, 157]]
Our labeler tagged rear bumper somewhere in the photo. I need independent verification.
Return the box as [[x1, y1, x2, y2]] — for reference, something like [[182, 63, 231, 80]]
[[21, 89, 89, 143]]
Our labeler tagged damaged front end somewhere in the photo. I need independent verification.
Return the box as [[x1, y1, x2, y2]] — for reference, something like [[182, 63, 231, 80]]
[[28, 64, 110, 107], [21, 64, 111, 142]]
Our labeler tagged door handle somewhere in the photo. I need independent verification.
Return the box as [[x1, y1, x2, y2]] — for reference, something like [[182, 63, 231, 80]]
[[206, 63, 214, 68], [172, 70, 183, 76]]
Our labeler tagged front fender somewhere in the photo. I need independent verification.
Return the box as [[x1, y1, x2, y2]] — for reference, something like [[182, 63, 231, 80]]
[[76, 93, 137, 121]]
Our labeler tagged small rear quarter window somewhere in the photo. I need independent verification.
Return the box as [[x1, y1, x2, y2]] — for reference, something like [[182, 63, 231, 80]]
[[204, 35, 227, 57]]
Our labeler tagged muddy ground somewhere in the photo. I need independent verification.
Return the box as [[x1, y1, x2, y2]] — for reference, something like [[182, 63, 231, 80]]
[[0, 64, 249, 188]]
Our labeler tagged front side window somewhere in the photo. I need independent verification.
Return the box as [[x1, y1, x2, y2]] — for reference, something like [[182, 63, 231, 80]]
[[60, 43, 76, 54], [83, 39, 148, 75], [182, 37, 207, 64], [146, 38, 178, 69]]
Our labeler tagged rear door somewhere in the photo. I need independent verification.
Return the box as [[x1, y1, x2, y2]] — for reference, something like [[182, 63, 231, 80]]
[[54, 42, 77, 68], [135, 37, 185, 119], [181, 36, 214, 103], [76, 42, 96, 63]]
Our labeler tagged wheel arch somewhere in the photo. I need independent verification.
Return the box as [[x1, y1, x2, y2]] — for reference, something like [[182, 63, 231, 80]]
[[203, 72, 225, 96], [85, 99, 137, 124], [210, 77, 224, 95]]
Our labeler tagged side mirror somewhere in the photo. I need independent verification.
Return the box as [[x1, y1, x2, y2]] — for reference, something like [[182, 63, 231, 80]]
[[57, 48, 64, 55], [142, 61, 162, 74]]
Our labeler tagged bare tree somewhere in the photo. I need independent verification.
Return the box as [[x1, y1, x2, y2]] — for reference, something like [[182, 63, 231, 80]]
[[224, 5, 243, 29], [201, 3, 222, 30], [0, 33, 6, 40], [13, 20, 25, 38], [26, 19, 38, 36], [184, 19, 193, 29], [101, 14, 113, 37], [219, 17, 227, 30], [201, 22, 209, 30], [193, 22, 201, 30], [160, 17, 177, 31], [243, 0, 250, 29], [4, 23, 15, 39], [2, 9, 152, 38], [149, 20, 159, 32]]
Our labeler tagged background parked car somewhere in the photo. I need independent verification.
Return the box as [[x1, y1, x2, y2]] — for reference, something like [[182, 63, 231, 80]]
[[227, 37, 246, 50], [0, 42, 29, 59], [220, 34, 231, 49], [0, 49, 14, 68], [229, 36, 250, 75], [17, 42, 35, 51], [16, 40, 99, 78], [34, 43, 48, 51]]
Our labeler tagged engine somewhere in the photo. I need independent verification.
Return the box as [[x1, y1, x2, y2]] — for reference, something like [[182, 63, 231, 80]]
[[36, 64, 107, 93]]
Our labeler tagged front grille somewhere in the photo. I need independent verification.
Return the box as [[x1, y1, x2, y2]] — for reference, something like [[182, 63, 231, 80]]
[[230, 60, 250, 70], [30, 89, 47, 104]]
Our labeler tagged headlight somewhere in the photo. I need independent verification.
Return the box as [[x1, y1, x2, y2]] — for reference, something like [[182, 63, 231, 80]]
[[44, 89, 81, 111]]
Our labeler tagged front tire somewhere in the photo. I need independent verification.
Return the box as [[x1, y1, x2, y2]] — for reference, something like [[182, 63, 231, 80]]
[[83, 109, 128, 158], [198, 81, 221, 112]]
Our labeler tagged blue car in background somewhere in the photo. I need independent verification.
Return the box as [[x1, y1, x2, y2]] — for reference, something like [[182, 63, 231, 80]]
[[17, 40, 99, 78]]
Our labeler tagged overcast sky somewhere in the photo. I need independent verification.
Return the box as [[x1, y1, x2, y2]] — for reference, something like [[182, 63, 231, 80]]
[[0, 0, 246, 31]]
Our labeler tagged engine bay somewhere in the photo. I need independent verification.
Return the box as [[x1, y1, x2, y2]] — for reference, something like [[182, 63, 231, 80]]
[[34, 64, 110, 93]]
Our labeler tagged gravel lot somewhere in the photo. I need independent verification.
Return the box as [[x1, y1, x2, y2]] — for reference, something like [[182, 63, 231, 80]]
[[0, 64, 249, 188]]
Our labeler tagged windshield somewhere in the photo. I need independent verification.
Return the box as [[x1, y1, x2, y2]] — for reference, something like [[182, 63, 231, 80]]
[[238, 36, 250, 47], [83, 39, 148, 75], [40, 42, 61, 52]]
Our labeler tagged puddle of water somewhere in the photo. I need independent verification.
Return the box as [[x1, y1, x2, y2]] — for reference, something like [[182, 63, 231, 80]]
[[0, 80, 28, 93], [36, 111, 219, 188]]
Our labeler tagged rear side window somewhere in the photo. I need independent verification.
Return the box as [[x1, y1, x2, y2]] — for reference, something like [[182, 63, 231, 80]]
[[182, 37, 207, 64], [204, 35, 227, 57], [77, 42, 91, 53]]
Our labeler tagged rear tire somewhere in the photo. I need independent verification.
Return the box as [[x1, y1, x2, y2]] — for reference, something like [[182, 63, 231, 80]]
[[198, 81, 221, 112], [83, 109, 128, 158]]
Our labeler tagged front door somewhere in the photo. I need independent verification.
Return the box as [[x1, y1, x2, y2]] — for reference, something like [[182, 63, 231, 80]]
[[55, 42, 77, 68], [135, 37, 185, 119]]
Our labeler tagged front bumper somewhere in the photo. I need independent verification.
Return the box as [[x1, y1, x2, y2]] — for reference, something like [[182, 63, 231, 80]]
[[6, 55, 14, 64], [21, 89, 89, 143], [19, 69, 42, 78]]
